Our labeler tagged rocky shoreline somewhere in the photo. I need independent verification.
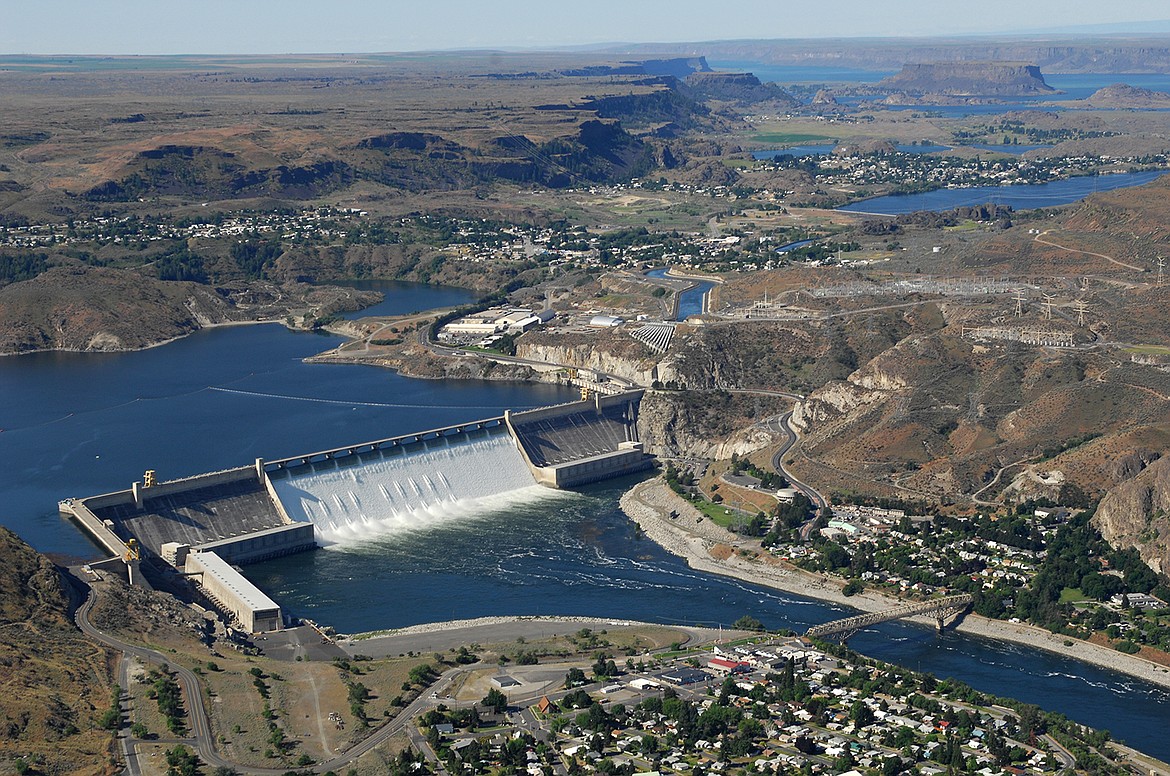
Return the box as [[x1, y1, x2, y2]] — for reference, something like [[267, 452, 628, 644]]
[[620, 478, 1170, 691]]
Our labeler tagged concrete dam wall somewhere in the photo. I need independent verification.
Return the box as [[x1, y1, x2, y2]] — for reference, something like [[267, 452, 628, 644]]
[[269, 426, 547, 544], [62, 390, 651, 630]]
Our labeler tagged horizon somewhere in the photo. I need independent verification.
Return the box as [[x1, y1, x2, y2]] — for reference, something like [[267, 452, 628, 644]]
[[5, 1, 1170, 56]]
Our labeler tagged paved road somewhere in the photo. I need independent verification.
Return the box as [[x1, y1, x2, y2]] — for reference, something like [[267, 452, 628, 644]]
[[71, 575, 469, 775], [767, 411, 827, 512]]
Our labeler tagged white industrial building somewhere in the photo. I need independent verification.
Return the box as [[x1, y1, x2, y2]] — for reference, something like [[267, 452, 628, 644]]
[[185, 550, 283, 632]]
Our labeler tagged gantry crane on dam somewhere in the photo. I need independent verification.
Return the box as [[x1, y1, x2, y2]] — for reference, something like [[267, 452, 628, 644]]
[[805, 594, 973, 643]]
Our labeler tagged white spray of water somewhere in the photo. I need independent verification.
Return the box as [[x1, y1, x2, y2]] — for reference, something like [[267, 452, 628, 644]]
[[269, 429, 561, 547]]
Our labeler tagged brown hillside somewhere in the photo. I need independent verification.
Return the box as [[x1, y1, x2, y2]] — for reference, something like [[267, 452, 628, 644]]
[[0, 528, 115, 775]]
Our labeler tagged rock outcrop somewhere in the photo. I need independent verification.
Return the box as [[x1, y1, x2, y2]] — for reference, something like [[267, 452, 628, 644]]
[[1095, 456, 1170, 575], [878, 62, 1057, 96], [636, 390, 787, 460], [517, 332, 661, 386], [1081, 83, 1170, 109]]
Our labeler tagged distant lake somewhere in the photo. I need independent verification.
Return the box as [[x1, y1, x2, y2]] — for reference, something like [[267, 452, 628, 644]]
[[753, 143, 949, 160], [715, 63, 1170, 117], [335, 279, 475, 320], [709, 61, 893, 84], [838, 170, 1168, 215]]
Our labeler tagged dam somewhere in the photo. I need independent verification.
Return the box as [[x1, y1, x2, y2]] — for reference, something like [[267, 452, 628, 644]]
[[61, 390, 651, 633]]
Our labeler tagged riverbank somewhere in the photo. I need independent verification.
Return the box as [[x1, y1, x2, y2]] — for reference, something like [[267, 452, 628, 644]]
[[620, 477, 1170, 691]]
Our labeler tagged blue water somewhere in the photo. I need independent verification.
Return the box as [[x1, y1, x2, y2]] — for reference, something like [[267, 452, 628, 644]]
[[715, 63, 1170, 117], [0, 328, 575, 559], [839, 170, 1168, 215], [2, 282, 1170, 757], [753, 144, 949, 161], [1046, 72, 1170, 101], [647, 268, 715, 319], [775, 239, 817, 253], [246, 475, 1170, 758], [336, 279, 475, 320], [709, 62, 894, 84]]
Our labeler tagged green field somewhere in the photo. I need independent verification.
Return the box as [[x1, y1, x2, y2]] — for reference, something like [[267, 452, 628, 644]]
[[1059, 587, 1087, 604], [751, 133, 834, 145], [1124, 345, 1170, 355]]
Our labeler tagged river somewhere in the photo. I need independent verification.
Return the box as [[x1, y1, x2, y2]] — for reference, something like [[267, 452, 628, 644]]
[[838, 170, 1169, 215], [1, 282, 1169, 757]]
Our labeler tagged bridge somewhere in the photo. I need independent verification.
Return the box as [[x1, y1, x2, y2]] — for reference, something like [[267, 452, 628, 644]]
[[805, 594, 973, 642]]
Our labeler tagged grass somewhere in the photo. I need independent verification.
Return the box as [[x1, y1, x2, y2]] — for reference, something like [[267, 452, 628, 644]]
[[751, 132, 834, 145], [691, 497, 754, 528], [1060, 587, 1088, 604], [1124, 345, 1170, 355]]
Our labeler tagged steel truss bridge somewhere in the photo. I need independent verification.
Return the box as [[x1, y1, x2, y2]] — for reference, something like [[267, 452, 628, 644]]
[[805, 594, 973, 642]]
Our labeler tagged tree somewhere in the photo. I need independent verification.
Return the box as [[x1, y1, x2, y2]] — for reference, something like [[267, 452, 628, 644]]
[[733, 614, 765, 632], [564, 667, 587, 688], [482, 688, 508, 714]]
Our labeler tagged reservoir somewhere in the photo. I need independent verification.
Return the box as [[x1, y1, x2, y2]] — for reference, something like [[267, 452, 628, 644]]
[[838, 170, 1168, 215], [2, 283, 1169, 757]]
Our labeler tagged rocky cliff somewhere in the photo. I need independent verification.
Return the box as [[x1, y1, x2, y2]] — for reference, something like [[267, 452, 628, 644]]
[[1095, 456, 1170, 575], [517, 330, 661, 385], [637, 390, 788, 460], [878, 62, 1057, 96]]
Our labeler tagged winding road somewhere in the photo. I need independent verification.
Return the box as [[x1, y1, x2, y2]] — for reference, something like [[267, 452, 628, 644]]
[[71, 576, 470, 775]]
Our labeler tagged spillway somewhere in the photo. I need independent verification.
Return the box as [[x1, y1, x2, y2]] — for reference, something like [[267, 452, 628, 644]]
[[267, 427, 552, 545]]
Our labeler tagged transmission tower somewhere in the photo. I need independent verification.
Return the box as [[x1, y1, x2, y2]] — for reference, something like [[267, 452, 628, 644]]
[[1158, 256, 1166, 287], [1042, 294, 1055, 321], [1014, 289, 1026, 318], [1074, 299, 1090, 327]]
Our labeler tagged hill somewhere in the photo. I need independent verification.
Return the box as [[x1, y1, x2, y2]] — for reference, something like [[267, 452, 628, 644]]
[[0, 527, 115, 775], [877, 62, 1057, 96], [1080, 83, 1170, 109]]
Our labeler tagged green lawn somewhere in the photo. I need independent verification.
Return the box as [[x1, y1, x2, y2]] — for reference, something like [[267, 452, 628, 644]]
[[691, 498, 755, 529], [1060, 587, 1087, 604]]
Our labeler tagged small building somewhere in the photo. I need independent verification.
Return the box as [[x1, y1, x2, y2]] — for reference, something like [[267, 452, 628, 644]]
[[707, 658, 752, 675], [775, 488, 799, 504], [589, 314, 625, 328], [659, 667, 710, 685], [1111, 592, 1166, 610]]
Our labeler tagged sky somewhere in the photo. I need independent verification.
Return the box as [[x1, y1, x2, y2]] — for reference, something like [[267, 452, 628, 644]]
[[3, 0, 1170, 55]]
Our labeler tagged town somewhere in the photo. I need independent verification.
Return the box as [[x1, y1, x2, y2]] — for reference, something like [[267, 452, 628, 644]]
[[401, 633, 1138, 776]]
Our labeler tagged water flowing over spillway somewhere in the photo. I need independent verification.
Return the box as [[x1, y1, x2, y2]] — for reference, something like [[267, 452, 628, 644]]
[[269, 428, 554, 545]]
